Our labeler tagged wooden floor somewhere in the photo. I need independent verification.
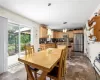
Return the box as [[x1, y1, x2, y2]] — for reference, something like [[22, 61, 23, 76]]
[[0, 52, 100, 80]]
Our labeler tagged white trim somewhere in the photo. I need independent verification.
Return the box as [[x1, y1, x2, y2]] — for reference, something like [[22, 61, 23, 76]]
[[8, 20, 35, 28], [0, 17, 8, 73], [18, 26, 20, 58], [31, 27, 34, 45]]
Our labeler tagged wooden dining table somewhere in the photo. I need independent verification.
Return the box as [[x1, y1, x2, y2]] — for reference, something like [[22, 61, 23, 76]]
[[18, 48, 62, 80]]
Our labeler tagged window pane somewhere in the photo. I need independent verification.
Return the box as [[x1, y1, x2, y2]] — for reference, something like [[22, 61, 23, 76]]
[[20, 26, 31, 52], [8, 23, 19, 56]]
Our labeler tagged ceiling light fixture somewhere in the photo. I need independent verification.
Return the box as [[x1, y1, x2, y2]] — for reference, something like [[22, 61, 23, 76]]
[[63, 29, 67, 33], [47, 3, 52, 36]]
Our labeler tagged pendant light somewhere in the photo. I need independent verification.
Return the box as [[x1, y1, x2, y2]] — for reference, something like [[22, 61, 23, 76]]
[[47, 3, 52, 36], [47, 28, 52, 35], [63, 29, 67, 33], [63, 22, 67, 33]]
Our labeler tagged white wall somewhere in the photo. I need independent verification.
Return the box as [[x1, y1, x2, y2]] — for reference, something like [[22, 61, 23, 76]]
[[84, 22, 100, 64], [0, 16, 8, 74], [84, 4, 100, 75]]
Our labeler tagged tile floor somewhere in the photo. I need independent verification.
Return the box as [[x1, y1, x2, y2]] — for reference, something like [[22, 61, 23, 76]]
[[0, 52, 100, 80]]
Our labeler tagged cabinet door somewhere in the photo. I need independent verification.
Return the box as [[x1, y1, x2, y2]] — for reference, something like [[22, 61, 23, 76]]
[[53, 31, 63, 38], [39, 27, 42, 38], [53, 31, 57, 38], [56, 32, 63, 38], [39, 26, 47, 38], [59, 32, 63, 38], [56, 32, 59, 38], [68, 31, 73, 38], [93, 17, 100, 41], [43, 28, 47, 38]]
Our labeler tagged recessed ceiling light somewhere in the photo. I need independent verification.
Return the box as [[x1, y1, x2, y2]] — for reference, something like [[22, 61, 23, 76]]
[[63, 22, 67, 24]]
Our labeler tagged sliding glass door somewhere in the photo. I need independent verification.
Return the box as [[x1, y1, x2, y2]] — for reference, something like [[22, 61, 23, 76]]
[[20, 26, 31, 57], [8, 22, 31, 67], [8, 23, 19, 57]]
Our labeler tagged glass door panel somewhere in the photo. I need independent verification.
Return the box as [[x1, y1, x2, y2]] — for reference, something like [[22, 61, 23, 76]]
[[20, 26, 31, 56], [8, 23, 32, 67], [8, 23, 19, 67]]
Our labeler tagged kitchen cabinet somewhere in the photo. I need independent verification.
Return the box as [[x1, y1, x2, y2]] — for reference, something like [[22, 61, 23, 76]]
[[73, 30, 83, 34], [39, 26, 64, 38], [58, 32, 63, 38], [65, 30, 83, 38], [67, 31, 74, 38], [52, 31, 56, 38], [53, 31, 63, 38], [39, 25, 48, 38]]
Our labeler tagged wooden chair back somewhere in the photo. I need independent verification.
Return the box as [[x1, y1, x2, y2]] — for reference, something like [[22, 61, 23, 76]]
[[62, 46, 68, 77], [57, 45, 68, 80], [58, 46, 67, 80], [25, 45, 35, 55]]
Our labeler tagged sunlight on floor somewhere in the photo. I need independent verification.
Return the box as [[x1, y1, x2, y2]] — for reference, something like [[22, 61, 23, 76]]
[[8, 52, 25, 67]]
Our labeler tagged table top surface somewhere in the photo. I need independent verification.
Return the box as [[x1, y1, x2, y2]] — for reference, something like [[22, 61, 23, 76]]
[[18, 48, 62, 72]]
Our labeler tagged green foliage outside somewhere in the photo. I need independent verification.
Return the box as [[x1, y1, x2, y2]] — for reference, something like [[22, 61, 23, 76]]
[[20, 33, 30, 51], [8, 29, 30, 56]]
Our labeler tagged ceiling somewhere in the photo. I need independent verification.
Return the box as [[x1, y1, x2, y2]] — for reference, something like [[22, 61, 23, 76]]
[[0, 0, 100, 29]]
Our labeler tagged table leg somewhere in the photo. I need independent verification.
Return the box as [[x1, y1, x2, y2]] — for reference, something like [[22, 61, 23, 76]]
[[25, 64, 35, 80], [37, 71, 47, 80]]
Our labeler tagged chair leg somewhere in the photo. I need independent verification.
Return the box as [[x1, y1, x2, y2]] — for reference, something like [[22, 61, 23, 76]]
[[34, 71, 37, 80]]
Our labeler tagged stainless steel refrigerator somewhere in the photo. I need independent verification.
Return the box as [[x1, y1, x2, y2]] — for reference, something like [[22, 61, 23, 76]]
[[74, 33, 84, 52]]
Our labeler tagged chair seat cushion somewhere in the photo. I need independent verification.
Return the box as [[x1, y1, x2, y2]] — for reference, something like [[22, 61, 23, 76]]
[[47, 67, 58, 77], [30, 66, 38, 71]]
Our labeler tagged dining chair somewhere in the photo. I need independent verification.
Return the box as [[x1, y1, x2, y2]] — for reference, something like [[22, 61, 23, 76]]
[[62, 46, 68, 80], [57, 45, 68, 79], [47, 47, 67, 80], [25, 45, 39, 80]]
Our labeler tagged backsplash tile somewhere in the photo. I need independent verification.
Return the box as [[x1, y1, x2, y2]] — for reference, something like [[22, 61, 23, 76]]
[[39, 38, 65, 44]]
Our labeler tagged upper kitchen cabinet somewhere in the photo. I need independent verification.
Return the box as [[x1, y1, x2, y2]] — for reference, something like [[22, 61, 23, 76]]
[[39, 25, 48, 38], [67, 31, 74, 38], [53, 31, 63, 38], [73, 30, 83, 34], [58, 31, 63, 38], [53, 31, 56, 38], [63, 30, 83, 38]]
